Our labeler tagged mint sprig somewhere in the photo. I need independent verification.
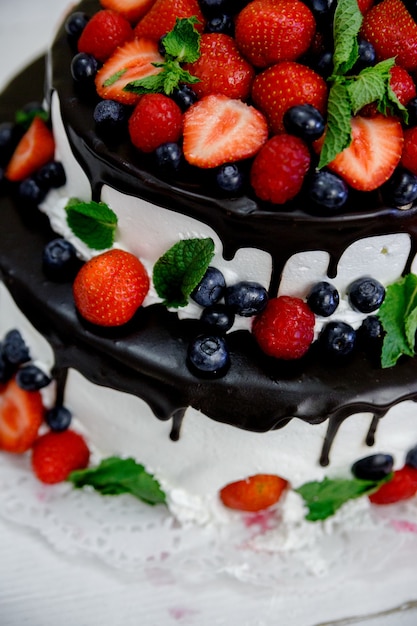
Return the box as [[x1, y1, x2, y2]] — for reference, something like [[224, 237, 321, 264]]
[[332, 0, 363, 77], [68, 456, 167, 506], [65, 198, 118, 250], [153, 238, 215, 308]]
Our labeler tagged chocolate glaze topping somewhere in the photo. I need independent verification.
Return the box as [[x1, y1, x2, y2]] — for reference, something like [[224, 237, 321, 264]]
[[2, 2, 417, 466]]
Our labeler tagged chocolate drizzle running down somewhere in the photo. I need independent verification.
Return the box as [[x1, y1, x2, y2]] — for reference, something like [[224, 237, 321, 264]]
[[2, 4, 417, 467]]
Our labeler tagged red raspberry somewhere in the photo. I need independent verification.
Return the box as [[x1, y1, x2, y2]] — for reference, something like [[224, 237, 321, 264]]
[[77, 10, 134, 62], [250, 134, 311, 204], [128, 93, 183, 153], [32, 430, 90, 484], [401, 126, 417, 176], [369, 465, 417, 505], [252, 296, 315, 359]]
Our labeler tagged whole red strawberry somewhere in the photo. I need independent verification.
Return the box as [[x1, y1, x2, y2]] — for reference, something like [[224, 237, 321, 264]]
[[369, 465, 417, 505], [252, 296, 315, 359], [32, 430, 90, 484], [361, 0, 417, 70], [250, 134, 311, 204], [128, 93, 183, 152], [183, 33, 255, 100], [77, 10, 133, 62], [252, 61, 327, 134], [401, 126, 417, 176], [73, 249, 150, 326], [389, 65, 417, 106], [220, 474, 288, 512], [0, 377, 44, 453], [134, 0, 205, 41]]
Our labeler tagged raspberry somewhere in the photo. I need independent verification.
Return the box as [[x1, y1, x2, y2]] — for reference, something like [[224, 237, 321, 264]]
[[128, 93, 183, 153], [252, 296, 315, 359], [32, 430, 90, 484], [369, 465, 417, 505]]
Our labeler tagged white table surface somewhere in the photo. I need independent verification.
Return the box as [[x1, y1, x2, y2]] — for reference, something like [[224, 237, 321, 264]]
[[1, 2, 417, 625]]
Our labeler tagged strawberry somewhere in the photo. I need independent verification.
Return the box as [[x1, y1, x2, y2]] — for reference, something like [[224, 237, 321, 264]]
[[369, 465, 417, 505], [315, 115, 403, 192], [357, 0, 374, 14], [134, 0, 205, 42], [250, 134, 311, 204], [220, 474, 288, 512], [73, 249, 150, 326], [360, 0, 417, 71], [0, 377, 44, 453], [5, 117, 55, 182], [31, 430, 90, 484], [182, 94, 268, 169], [252, 296, 315, 360], [252, 61, 328, 134], [95, 38, 164, 105], [401, 126, 417, 176], [77, 10, 134, 62], [389, 65, 417, 107], [183, 33, 255, 100], [235, 0, 316, 68], [100, 0, 157, 24], [128, 93, 183, 152]]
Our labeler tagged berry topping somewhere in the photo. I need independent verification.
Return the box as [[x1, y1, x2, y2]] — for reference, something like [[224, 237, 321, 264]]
[[215, 163, 244, 194], [45, 406, 73, 433], [352, 453, 394, 481], [183, 94, 268, 168], [128, 93, 183, 153], [73, 249, 150, 327], [347, 276, 385, 313], [358, 315, 385, 351], [171, 85, 198, 111], [65, 11, 90, 42], [307, 170, 349, 212], [134, 0, 206, 41], [42, 238, 79, 282], [383, 168, 417, 207], [406, 445, 417, 469], [205, 13, 234, 35], [31, 430, 90, 484], [187, 334, 230, 377], [100, 0, 157, 23], [307, 281, 339, 317], [200, 304, 235, 333], [220, 474, 288, 512], [5, 117, 55, 183], [71, 52, 99, 85], [1, 330, 30, 367], [155, 142, 183, 173], [369, 465, 417, 504], [283, 104, 325, 142], [15, 365, 51, 391], [252, 296, 315, 360], [400, 127, 417, 177], [224, 281, 268, 317], [319, 321, 356, 358], [191, 266, 226, 307], [0, 377, 44, 454], [77, 9, 134, 62], [36, 161, 66, 190], [93, 100, 130, 139], [17, 177, 47, 208]]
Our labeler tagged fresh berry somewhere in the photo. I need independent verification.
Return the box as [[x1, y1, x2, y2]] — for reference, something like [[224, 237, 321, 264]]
[[347, 276, 385, 313], [200, 304, 235, 332], [191, 266, 226, 306], [155, 142, 183, 173], [352, 453, 394, 481], [183, 94, 268, 168], [31, 430, 90, 484], [187, 334, 230, 377], [95, 38, 164, 105], [252, 61, 328, 134], [93, 99, 129, 140], [42, 238, 79, 281], [73, 249, 150, 326], [0, 121, 20, 166], [134, 0, 205, 41], [352, 38, 377, 72], [400, 127, 417, 176], [219, 473, 288, 512], [252, 296, 315, 360], [5, 117, 55, 183], [406, 444, 417, 469], [383, 168, 417, 207], [283, 104, 325, 141], [235, 0, 316, 68], [71, 52, 99, 85], [128, 93, 183, 153], [319, 321, 356, 358], [358, 315, 385, 351], [407, 96, 417, 126], [100, 0, 157, 23], [205, 13, 234, 35], [77, 10, 133, 62], [16, 365, 51, 391], [45, 406, 72, 433], [307, 170, 349, 212], [17, 177, 47, 207], [183, 33, 254, 100], [389, 65, 417, 106], [360, 0, 417, 70], [315, 115, 403, 192], [65, 11, 90, 42], [1, 330, 30, 367], [199, 0, 234, 17], [171, 84, 198, 111], [0, 377, 44, 453], [369, 465, 417, 504], [250, 134, 311, 205], [307, 281, 339, 317], [357, 0, 374, 14], [224, 281, 268, 317], [215, 163, 244, 194], [36, 161, 66, 190]]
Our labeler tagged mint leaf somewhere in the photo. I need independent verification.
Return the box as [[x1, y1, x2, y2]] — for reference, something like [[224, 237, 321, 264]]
[[378, 273, 417, 368], [347, 59, 395, 114], [68, 457, 167, 506], [162, 16, 201, 63], [103, 68, 127, 87], [125, 61, 199, 96], [318, 81, 352, 168], [332, 0, 363, 76], [65, 198, 118, 250], [15, 107, 48, 129], [296, 474, 392, 521], [153, 238, 215, 308]]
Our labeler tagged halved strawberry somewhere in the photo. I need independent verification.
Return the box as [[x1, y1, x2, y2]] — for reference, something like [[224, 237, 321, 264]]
[[95, 38, 164, 105], [183, 94, 268, 169], [100, 0, 157, 24], [315, 115, 403, 192], [220, 474, 288, 512], [134, 0, 205, 42], [5, 117, 55, 182], [0, 377, 44, 453]]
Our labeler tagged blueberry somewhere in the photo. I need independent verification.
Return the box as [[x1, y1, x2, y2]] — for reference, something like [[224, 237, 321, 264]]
[[315, 50, 334, 79], [171, 85, 198, 111], [358, 315, 384, 351], [406, 96, 417, 126], [307, 170, 349, 212], [307, 281, 339, 317], [348, 277, 385, 313], [71, 53, 98, 84], [283, 104, 325, 141], [191, 266, 226, 307], [16, 365, 51, 391], [205, 14, 234, 35], [200, 304, 235, 332], [42, 238, 79, 281], [155, 142, 183, 173], [383, 168, 417, 207], [319, 321, 356, 357], [17, 177, 47, 207], [352, 39, 377, 72], [65, 11, 90, 41], [199, 0, 234, 17], [93, 99, 129, 139], [187, 334, 230, 377], [215, 163, 244, 194], [45, 406, 73, 432], [406, 444, 417, 469], [0, 121, 19, 165], [224, 281, 268, 317], [0, 349, 13, 383], [37, 161, 66, 190], [2, 330, 30, 366], [351, 453, 394, 481]]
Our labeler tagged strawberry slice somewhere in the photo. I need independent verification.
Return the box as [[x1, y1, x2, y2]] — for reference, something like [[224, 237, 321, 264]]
[[5, 117, 55, 182], [100, 0, 157, 24], [0, 377, 44, 453], [183, 94, 268, 169], [220, 474, 288, 512], [134, 0, 205, 41], [317, 115, 403, 192], [95, 38, 164, 105]]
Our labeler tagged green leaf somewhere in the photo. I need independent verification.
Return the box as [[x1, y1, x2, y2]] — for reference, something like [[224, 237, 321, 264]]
[[68, 456, 167, 506], [318, 81, 352, 168], [65, 198, 118, 250], [378, 273, 417, 368], [347, 59, 395, 114], [295, 474, 392, 521], [332, 0, 363, 76], [15, 107, 48, 130], [153, 238, 215, 308], [162, 16, 201, 63], [103, 68, 127, 87], [125, 61, 200, 96]]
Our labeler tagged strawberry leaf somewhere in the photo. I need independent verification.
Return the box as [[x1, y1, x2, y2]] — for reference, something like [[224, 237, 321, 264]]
[[153, 238, 215, 308], [332, 0, 363, 76], [65, 198, 118, 250]]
